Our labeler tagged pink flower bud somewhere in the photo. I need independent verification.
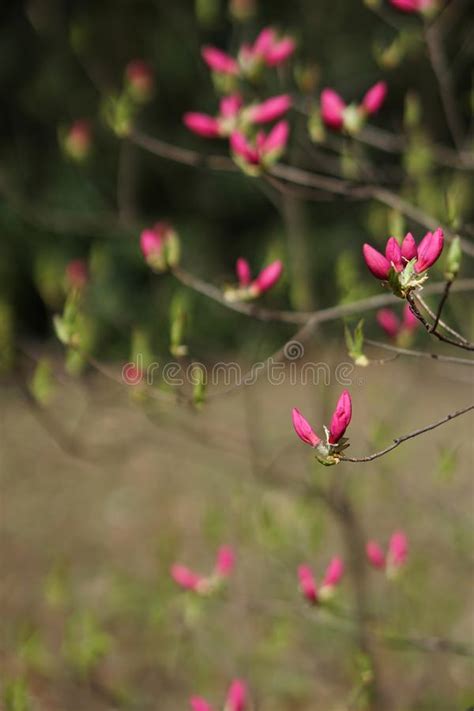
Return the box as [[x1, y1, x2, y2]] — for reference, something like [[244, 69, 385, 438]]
[[253, 27, 275, 57], [215, 545, 235, 577], [292, 408, 321, 447], [201, 46, 239, 75], [320, 89, 346, 130], [322, 557, 345, 588], [183, 113, 221, 138], [64, 120, 92, 161], [219, 94, 243, 119], [385, 236, 403, 271], [125, 60, 154, 100], [401, 232, 417, 261], [262, 120, 289, 156], [366, 541, 386, 569], [190, 697, 214, 711], [377, 309, 401, 339], [66, 259, 88, 290], [298, 564, 318, 603], [264, 37, 296, 66], [236, 258, 252, 286], [170, 564, 203, 591], [363, 243, 391, 280], [361, 81, 387, 115], [389, 0, 427, 12], [225, 680, 247, 711], [252, 260, 283, 293], [328, 390, 352, 445], [140, 228, 163, 259], [247, 94, 292, 124], [414, 228, 444, 273], [388, 530, 408, 567], [230, 131, 259, 164], [402, 303, 418, 331]]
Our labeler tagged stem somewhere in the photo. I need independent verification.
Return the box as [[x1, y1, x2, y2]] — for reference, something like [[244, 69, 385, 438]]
[[429, 279, 453, 332], [407, 292, 474, 351]]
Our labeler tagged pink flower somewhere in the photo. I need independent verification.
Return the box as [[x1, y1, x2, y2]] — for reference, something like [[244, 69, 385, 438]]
[[240, 27, 296, 69], [125, 60, 154, 100], [322, 557, 345, 588], [292, 408, 321, 447], [328, 390, 352, 445], [140, 227, 163, 260], [66, 259, 88, 290], [362, 244, 391, 280], [377, 309, 401, 339], [252, 259, 283, 294], [388, 530, 408, 567], [414, 228, 444, 273], [215, 545, 235, 577], [220, 94, 243, 119], [366, 541, 386, 569], [171, 564, 204, 591], [201, 46, 239, 75], [401, 232, 417, 261], [236, 258, 252, 286], [320, 89, 346, 130], [183, 113, 221, 138], [230, 121, 289, 167], [139, 222, 179, 271], [226, 680, 247, 711], [298, 564, 318, 603], [361, 81, 387, 115], [190, 697, 214, 711], [247, 94, 292, 124]]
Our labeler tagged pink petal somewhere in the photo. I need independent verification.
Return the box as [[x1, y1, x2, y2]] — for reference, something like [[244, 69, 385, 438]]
[[170, 564, 203, 591], [215, 545, 235, 577], [377, 309, 401, 339], [328, 390, 352, 445], [366, 541, 386, 569], [183, 112, 221, 138], [140, 228, 163, 258], [320, 89, 346, 130], [298, 564, 318, 603], [361, 81, 387, 115], [389, 0, 422, 11], [252, 27, 276, 56], [201, 46, 239, 75], [66, 259, 88, 289], [292, 408, 321, 448], [247, 94, 292, 124], [226, 680, 247, 711], [236, 257, 252, 286], [322, 557, 344, 587], [262, 120, 289, 155], [219, 94, 243, 119], [264, 37, 296, 66], [362, 243, 391, 280], [230, 131, 259, 164], [190, 697, 214, 711], [401, 232, 418, 261], [253, 259, 283, 293], [388, 530, 408, 567], [414, 227, 444, 273], [385, 236, 403, 271]]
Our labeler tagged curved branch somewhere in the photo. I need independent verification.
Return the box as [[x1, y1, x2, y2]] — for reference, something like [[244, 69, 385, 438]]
[[365, 339, 474, 367], [342, 403, 474, 463], [407, 293, 474, 351]]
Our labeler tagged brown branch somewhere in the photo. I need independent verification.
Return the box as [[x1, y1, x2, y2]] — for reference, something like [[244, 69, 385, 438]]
[[364, 339, 474, 367], [342, 403, 474, 463], [407, 292, 474, 351], [429, 279, 453, 332], [415, 292, 468, 343]]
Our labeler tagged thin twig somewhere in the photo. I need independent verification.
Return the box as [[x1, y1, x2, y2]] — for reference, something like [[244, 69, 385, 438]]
[[407, 293, 474, 351], [429, 279, 453, 332], [342, 403, 474, 463], [365, 338, 474, 367]]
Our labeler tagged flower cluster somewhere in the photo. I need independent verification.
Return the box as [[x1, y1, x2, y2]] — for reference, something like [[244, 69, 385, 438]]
[[320, 81, 387, 134], [366, 531, 408, 578], [191, 679, 247, 711], [171, 545, 235, 595], [139, 222, 180, 272], [363, 228, 444, 296], [292, 390, 352, 465], [225, 258, 283, 301], [298, 557, 345, 605], [377, 304, 418, 343]]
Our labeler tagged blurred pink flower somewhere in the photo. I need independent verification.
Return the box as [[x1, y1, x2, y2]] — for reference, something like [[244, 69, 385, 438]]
[[246, 94, 292, 124], [322, 557, 345, 588], [239, 27, 296, 70], [190, 697, 214, 711], [252, 260, 283, 294], [170, 564, 204, 591], [389, 0, 435, 12], [64, 119, 92, 160], [230, 121, 289, 167], [366, 541, 386, 569], [66, 259, 88, 290], [320, 82, 387, 131], [183, 113, 221, 138], [201, 46, 239, 75], [298, 557, 344, 604], [320, 89, 346, 130], [361, 81, 388, 115], [184, 94, 243, 139], [366, 531, 408, 573], [215, 545, 236, 577], [226, 680, 247, 711], [402, 303, 418, 331], [125, 59, 154, 100], [236, 258, 252, 286], [377, 309, 401, 339], [298, 564, 318, 603]]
